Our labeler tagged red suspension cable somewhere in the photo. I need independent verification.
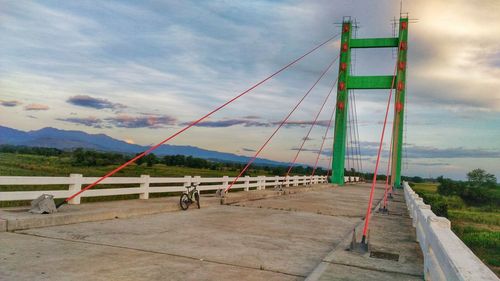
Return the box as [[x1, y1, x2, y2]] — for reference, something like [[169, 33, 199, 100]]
[[352, 91, 363, 173], [361, 54, 400, 242], [224, 54, 340, 192], [382, 122, 395, 209], [311, 104, 336, 176], [285, 76, 338, 178], [349, 91, 360, 175], [58, 33, 340, 206]]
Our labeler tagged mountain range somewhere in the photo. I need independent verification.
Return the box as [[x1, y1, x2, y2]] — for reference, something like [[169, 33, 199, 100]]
[[0, 126, 293, 166]]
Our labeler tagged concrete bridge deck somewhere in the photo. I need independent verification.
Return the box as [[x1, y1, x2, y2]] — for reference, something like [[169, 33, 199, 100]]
[[0, 183, 423, 281]]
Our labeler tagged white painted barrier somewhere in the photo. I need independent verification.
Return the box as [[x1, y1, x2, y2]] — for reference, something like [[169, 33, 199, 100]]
[[0, 175, 327, 205], [343, 176, 360, 183], [403, 182, 498, 281]]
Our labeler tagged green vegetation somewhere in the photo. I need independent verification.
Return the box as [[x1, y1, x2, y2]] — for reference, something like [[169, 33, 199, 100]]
[[0, 145, 329, 207], [411, 169, 500, 276]]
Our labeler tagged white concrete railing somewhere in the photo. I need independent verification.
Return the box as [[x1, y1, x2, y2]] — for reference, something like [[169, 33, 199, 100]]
[[403, 182, 498, 281], [0, 175, 327, 205], [344, 176, 360, 183]]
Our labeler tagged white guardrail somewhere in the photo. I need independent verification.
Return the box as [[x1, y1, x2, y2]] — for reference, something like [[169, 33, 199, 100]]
[[0, 174, 328, 205], [403, 182, 498, 281]]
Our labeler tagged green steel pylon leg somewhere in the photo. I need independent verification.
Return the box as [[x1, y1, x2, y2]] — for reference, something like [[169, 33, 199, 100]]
[[331, 20, 352, 185], [391, 17, 409, 188]]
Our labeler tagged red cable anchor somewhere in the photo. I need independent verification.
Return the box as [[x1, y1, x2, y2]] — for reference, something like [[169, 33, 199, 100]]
[[398, 61, 406, 71], [342, 43, 349, 52], [337, 101, 345, 110], [400, 41, 407, 51], [397, 81, 404, 91], [396, 101, 404, 112], [343, 24, 350, 33]]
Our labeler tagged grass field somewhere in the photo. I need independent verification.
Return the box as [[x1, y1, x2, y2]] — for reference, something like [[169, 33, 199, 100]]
[[0, 152, 280, 207], [412, 182, 500, 276]]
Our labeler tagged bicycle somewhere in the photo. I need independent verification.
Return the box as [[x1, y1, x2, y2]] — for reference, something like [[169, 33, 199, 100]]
[[180, 183, 200, 210]]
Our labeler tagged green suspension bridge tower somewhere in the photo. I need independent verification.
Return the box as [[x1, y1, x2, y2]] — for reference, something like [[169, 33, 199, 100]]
[[331, 16, 409, 186]]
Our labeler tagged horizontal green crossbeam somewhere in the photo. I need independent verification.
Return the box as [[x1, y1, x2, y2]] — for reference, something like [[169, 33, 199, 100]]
[[347, 75, 395, 89], [350, 37, 398, 48]]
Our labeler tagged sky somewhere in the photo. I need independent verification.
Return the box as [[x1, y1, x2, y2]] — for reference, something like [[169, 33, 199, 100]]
[[1, 0, 499, 180]]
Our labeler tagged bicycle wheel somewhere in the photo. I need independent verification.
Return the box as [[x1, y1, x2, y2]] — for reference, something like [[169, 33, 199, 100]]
[[195, 192, 200, 209], [180, 193, 190, 210]]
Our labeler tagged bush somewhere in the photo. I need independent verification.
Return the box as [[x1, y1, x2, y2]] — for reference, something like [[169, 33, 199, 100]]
[[443, 195, 466, 209], [437, 174, 499, 206], [420, 193, 448, 217]]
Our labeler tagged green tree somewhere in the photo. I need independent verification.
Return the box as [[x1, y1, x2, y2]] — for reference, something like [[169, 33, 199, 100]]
[[467, 169, 497, 188]]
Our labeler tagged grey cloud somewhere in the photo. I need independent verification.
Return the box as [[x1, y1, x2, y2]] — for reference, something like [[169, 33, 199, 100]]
[[105, 114, 176, 128], [355, 141, 500, 159], [67, 95, 126, 110], [242, 147, 256, 152], [188, 119, 271, 128], [1, 100, 21, 107], [57, 116, 103, 128], [280, 120, 331, 127], [58, 114, 176, 129]]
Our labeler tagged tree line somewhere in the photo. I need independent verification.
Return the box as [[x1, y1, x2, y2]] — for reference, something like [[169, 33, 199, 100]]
[[0, 145, 328, 176]]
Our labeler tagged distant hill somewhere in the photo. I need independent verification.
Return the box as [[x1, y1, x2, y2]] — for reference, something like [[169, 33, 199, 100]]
[[0, 126, 292, 166]]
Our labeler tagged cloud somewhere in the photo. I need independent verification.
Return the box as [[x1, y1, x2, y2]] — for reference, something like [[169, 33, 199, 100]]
[[354, 141, 500, 159], [409, 161, 450, 167], [242, 147, 256, 152], [67, 95, 125, 110], [242, 115, 261, 119], [105, 114, 176, 128], [187, 119, 270, 128], [185, 118, 332, 128], [57, 116, 103, 128], [58, 114, 176, 129], [1, 100, 21, 107], [280, 120, 331, 128], [24, 103, 49, 111]]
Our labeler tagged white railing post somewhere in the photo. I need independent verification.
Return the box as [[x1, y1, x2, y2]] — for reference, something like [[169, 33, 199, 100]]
[[274, 176, 279, 188], [293, 175, 299, 187], [193, 176, 201, 186], [139, 175, 150, 200], [244, 176, 250, 191], [68, 174, 83, 205], [259, 176, 265, 190], [222, 176, 229, 190], [183, 175, 192, 188]]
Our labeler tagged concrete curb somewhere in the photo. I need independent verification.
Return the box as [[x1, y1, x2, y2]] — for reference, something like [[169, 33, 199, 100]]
[[1, 197, 221, 232], [0, 218, 6, 232], [221, 185, 329, 205]]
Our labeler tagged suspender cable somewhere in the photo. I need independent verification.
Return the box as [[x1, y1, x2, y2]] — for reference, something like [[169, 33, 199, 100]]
[[225, 54, 340, 193], [350, 91, 361, 176], [285, 76, 338, 178], [382, 119, 396, 210], [348, 90, 358, 176], [360, 50, 400, 244], [352, 90, 363, 174], [57, 33, 341, 208], [311, 105, 336, 177]]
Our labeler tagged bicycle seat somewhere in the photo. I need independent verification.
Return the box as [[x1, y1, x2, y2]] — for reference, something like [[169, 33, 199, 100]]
[[184, 186, 191, 189]]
